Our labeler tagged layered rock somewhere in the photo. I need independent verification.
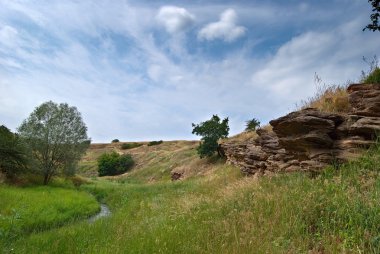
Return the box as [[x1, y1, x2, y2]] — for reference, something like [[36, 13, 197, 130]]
[[221, 83, 380, 175]]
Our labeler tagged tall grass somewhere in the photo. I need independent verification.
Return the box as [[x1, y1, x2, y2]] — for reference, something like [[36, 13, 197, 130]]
[[297, 73, 350, 113], [4, 142, 380, 253]]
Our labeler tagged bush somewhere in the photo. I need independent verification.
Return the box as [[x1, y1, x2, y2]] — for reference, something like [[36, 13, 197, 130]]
[[111, 139, 120, 143], [147, 140, 163, 146], [363, 67, 380, 84], [97, 152, 134, 176], [121, 143, 143, 150], [70, 175, 90, 188], [245, 118, 260, 131]]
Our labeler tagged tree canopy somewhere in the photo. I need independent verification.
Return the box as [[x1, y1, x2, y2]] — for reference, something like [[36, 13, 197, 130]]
[[192, 115, 229, 158], [364, 0, 380, 32], [0, 125, 29, 178], [18, 101, 90, 184]]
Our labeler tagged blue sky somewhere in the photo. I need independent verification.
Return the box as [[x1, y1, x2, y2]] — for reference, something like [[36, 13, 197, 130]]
[[1, 0, 380, 142]]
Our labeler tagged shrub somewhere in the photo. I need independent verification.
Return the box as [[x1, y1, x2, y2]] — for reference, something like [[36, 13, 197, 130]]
[[121, 143, 143, 150], [111, 139, 120, 143], [363, 67, 380, 84], [70, 175, 90, 188], [97, 152, 134, 176], [147, 140, 163, 146], [245, 118, 260, 131]]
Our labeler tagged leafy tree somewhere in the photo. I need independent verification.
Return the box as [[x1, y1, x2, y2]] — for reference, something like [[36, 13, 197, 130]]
[[97, 152, 134, 176], [112, 139, 119, 143], [245, 118, 261, 131], [364, 0, 380, 32], [18, 101, 90, 185], [192, 115, 229, 158], [0, 125, 29, 178]]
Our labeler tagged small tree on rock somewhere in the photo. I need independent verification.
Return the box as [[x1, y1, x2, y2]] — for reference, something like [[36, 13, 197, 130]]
[[192, 115, 229, 158], [245, 118, 260, 131], [18, 101, 90, 185]]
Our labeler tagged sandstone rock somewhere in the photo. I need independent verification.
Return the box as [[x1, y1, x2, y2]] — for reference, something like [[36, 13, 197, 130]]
[[348, 83, 380, 117], [349, 116, 380, 138], [220, 83, 380, 176]]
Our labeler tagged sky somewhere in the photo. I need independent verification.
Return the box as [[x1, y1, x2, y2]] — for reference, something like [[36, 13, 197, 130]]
[[1, 0, 380, 142]]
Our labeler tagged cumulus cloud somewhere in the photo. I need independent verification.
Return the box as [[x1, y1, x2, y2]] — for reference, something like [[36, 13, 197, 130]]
[[198, 9, 246, 42], [156, 6, 195, 34]]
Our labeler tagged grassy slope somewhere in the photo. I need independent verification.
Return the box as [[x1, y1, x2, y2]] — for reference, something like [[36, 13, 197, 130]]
[[2, 140, 380, 253], [79, 140, 226, 183]]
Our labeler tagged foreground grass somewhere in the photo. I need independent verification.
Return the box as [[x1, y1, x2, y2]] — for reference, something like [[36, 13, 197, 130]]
[[2, 144, 380, 253], [0, 185, 99, 251]]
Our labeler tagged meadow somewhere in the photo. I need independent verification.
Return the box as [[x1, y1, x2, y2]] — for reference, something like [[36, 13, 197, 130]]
[[1, 140, 380, 253]]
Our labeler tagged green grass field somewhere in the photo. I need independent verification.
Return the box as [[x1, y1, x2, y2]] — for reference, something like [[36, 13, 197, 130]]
[[1, 142, 380, 253], [0, 185, 100, 252]]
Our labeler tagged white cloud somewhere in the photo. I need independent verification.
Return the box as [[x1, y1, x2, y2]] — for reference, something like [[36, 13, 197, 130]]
[[0, 25, 19, 47], [198, 9, 246, 42], [156, 6, 195, 34]]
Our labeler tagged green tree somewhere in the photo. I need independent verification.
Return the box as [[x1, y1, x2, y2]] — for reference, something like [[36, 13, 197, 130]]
[[97, 152, 134, 176], [192, 115, 229, 158], [0, 125, 29, 178], [18, 101, 90, 185], [364, 0, 380, 32], [245, 118, 260, 131]]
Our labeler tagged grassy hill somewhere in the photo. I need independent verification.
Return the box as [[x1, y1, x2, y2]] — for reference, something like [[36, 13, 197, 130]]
[[78, 140, 228, 183]]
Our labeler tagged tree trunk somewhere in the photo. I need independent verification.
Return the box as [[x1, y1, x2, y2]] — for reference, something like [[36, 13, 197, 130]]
[[43, 173, 49, 185], [217, 144, 225, 158]]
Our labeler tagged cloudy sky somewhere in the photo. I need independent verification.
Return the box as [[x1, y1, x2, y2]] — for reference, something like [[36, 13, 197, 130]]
[[1, 0, 379, 142]]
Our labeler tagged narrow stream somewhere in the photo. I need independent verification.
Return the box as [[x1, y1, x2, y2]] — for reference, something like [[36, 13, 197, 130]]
[[88, 203, 111, 223]]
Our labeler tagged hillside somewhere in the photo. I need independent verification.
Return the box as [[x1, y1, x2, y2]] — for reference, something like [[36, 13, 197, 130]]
[[78, 140, 227, 183]]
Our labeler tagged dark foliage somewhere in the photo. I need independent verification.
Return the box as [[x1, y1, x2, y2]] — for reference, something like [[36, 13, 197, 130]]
[[98, 152, 134, 176], [192, 115, 229, 158], [147, 140, 163, 146], [245, 118, 261, 131], [121, 143, 143, 150], [364, 0, 380, 32], [0, 125, 29, 178]]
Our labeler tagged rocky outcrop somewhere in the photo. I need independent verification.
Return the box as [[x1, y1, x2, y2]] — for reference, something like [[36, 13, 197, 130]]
[[221, 83, 380, 175]]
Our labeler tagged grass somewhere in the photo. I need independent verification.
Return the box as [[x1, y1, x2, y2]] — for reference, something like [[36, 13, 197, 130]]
[[0, 184, 99, 251], [298, 83, 350, 113], [363, 67, 380, 84], [2, 141, 380, 253]]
